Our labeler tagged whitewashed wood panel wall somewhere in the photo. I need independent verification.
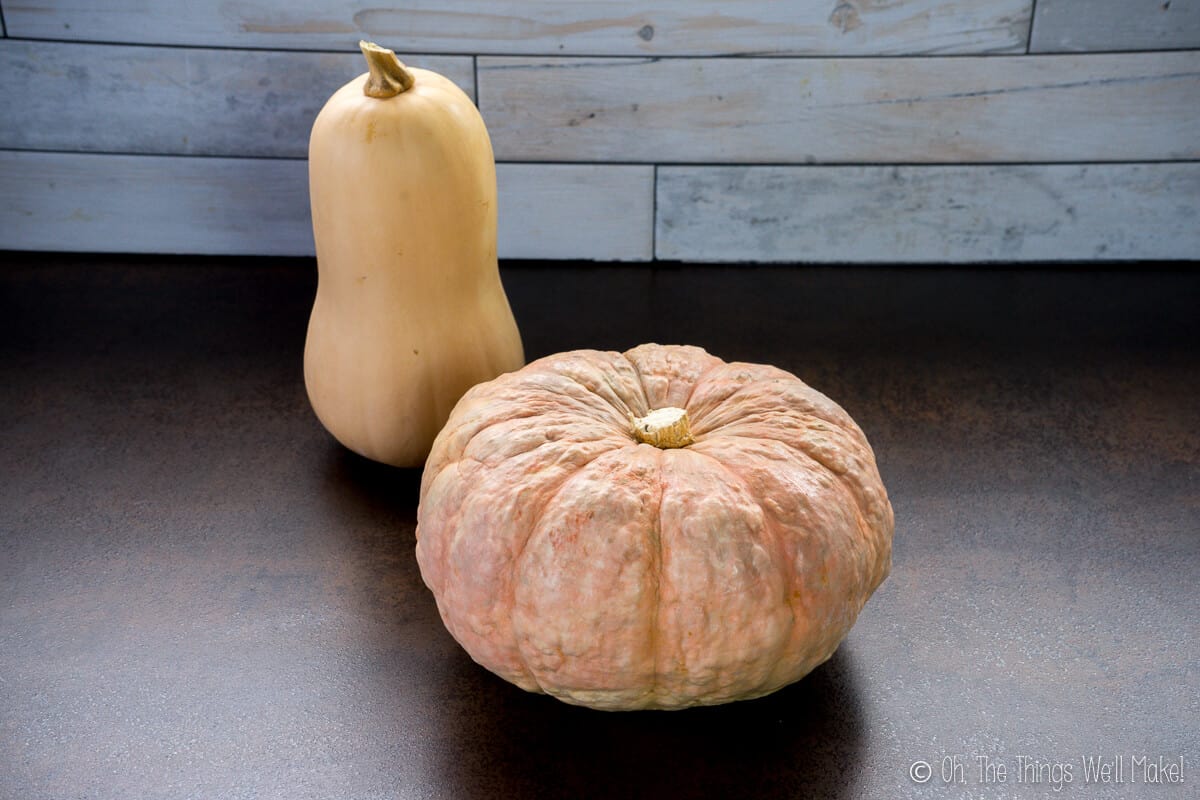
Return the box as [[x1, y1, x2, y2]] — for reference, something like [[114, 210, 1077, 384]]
[[0, 1, 1197, 262]]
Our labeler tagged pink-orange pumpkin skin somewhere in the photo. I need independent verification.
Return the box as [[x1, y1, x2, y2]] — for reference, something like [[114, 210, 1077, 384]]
[[415, 344, 893, 711]]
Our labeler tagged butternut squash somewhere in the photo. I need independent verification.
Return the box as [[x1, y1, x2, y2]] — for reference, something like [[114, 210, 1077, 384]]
[[305, 42, 524, 467]]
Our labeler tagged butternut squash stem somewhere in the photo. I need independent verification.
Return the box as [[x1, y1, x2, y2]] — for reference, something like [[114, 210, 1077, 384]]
[[630, 407, 694, 449], [360, 40, 414, 98]]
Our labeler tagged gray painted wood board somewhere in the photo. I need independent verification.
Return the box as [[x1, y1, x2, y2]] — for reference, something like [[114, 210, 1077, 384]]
[[0, 151, 313, 255], [0, 40, 474, 158], [1031, 0, 1200, 53], [479, 52, 1200, 164], [3, 1, 1032, 56], [0, 151, 654, 260], [656, 163, 1200, 262], [497, 163, 654, 260]]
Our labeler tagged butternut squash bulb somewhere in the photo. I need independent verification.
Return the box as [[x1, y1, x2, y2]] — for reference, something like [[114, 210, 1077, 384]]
[[305, 42, 524, 467], [416, 344, 894, 710]]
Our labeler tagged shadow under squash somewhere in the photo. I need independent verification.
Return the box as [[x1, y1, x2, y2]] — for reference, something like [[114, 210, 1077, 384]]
[[429, 645, 867, 800]]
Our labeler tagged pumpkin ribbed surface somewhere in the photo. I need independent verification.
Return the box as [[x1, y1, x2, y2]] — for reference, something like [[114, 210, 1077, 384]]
[[416, 344, 893, 710]]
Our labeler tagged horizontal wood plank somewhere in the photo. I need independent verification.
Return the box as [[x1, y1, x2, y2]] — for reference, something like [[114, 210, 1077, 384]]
[[656, 163, 1200, 262], [1031, 0, 1200, 52], [497, 164, 654, 260], [0, 40, 474, 157], [3, 1, 1031, 56], [480, 51, 1200, 163], [8, 43, 1197, 166], [0, 152, 312, 255], [0, 151, 654, 260]]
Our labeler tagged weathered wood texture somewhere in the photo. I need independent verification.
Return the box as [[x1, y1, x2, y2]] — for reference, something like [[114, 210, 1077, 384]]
[[1031, 0, 1200, 53], [479, 52, 1200, 163], [16, 44, 1196, 166], [0, 40, 473, 157], [0, 152, 310, 255], [0, 152, 654, 260], [0, 4, 1196, 262], [496, 163, 654, 260], [2, 0, 1031, 56], [656, 164, 1200, 262], [8, 150, 1191, 263]]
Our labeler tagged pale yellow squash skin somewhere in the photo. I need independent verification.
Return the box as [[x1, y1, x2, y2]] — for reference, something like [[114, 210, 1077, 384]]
[[416, 344, 894, 711], [305, 43, 524, 467]]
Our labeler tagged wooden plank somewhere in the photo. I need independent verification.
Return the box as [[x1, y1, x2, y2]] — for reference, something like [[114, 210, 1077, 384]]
[[497, 163, 654, 260], [1031, 0, 1200, 53], [656, 163, 1200, 262], [0, 151, 654, 260], [0, 152, 314, 255], [0, 40, 474, 157], [2, 1, 1031, 56], [479, 52, 1200, 164]]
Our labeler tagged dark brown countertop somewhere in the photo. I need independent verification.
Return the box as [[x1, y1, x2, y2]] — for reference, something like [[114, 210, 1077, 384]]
[[1, 254, 1197, 799]]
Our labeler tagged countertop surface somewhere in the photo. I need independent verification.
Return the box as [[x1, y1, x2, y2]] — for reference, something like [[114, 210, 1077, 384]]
[[1, 254, 1197, 799]]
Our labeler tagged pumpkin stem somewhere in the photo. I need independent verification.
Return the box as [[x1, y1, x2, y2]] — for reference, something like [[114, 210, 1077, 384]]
[[360, 40, 415, 98], [630, 407, 694, 449]]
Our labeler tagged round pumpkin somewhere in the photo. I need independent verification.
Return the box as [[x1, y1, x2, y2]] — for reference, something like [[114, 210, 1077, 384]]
[[416, 344, 893, 710]]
